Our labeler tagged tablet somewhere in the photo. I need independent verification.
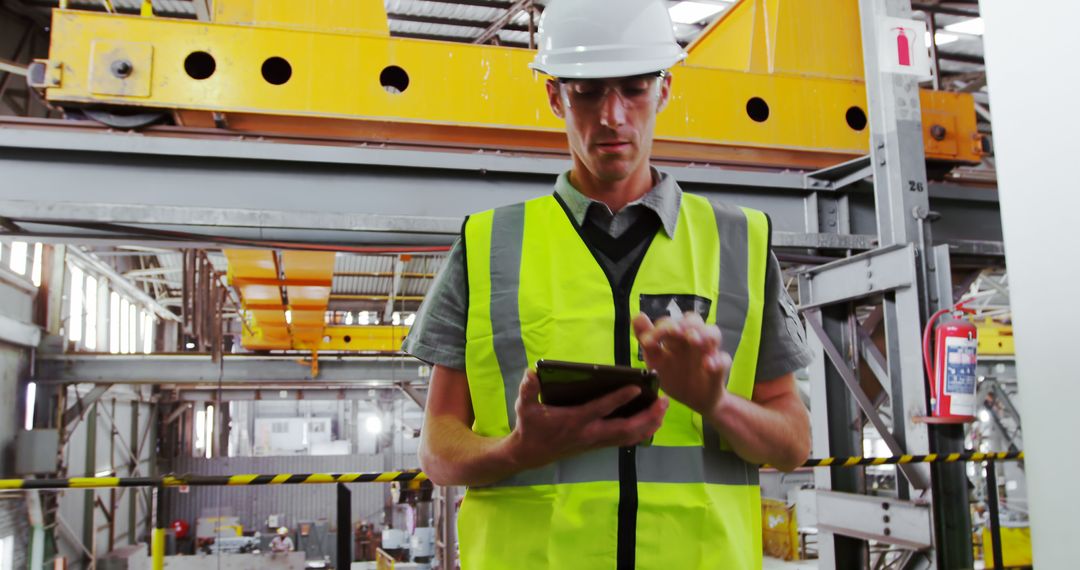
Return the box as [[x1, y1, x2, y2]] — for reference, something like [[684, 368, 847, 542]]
[[536, 359, 659, 419]]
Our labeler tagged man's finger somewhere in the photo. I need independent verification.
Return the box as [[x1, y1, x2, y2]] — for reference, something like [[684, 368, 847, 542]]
[[582, 384, 642, 418], [590, 396, 668, 445], [702, 325, 722, 351], [682, 311, 706, 327], [518, 369, 541, 406], [632, 312, 654, 338]]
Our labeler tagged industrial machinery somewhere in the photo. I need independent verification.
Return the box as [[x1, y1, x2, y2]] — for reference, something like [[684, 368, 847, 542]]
[[29, 0, 983, 171]]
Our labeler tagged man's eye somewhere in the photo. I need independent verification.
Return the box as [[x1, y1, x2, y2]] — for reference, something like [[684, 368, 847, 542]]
[[574, 86, 603, 96]]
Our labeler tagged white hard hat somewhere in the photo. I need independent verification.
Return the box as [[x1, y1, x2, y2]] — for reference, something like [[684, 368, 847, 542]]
[[530, 0, 688, 79], [277, 527, 288, 535]]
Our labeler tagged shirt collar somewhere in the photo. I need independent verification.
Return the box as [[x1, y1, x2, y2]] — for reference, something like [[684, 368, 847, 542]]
[[553, 168, 682, 238]]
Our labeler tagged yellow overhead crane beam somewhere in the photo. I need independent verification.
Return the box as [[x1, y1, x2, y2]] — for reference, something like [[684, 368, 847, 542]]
[[35, 0, 983, 169], [224, 250, 409, 355]]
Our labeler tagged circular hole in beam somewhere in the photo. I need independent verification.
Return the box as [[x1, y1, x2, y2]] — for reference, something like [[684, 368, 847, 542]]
[[184, 51, 216, 80], [846, 106, 868, 131], [380, 65, 410, 94], [746, 97, 770, 123], [261, 56, 293, 86]]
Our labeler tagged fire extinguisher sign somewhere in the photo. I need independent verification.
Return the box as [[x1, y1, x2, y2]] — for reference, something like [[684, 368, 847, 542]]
[[878, 17, 932, 79]]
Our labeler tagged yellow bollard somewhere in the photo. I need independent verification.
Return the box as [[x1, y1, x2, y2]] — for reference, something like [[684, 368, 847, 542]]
[[151, 528, 165, 570]]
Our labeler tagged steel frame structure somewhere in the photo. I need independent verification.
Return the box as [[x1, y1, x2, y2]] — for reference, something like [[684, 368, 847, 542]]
[[0, 2, 1003, 568], [793, 0, 978, 567]]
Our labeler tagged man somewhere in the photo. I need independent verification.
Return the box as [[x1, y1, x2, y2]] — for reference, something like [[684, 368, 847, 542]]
[[405, 0, 813, 568], [269, 527, 293, 554]]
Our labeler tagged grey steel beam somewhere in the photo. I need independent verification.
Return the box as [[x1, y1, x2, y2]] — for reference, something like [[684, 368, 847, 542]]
[[857, 328, 893, 403], [0, 312, 41, 348], [0, 121, 1002, 250], [401, 384, 428, 410], [473, 0, 531, 44], [859, 0, 972, 566], [384, 256, 405, 322], [35, 354, 429, 386], [798, 245, 917, 309], [804, 155, 874, 190], [816, 490, 933, 551], [805, 311, 929, 490], [61, 384, 112, 426], [161, 388, 412, 402]]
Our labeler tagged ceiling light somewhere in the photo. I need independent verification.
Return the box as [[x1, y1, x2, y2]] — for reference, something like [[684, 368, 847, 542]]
[[944, 17, 983, 36], [285, 309, 292, 324], [669, 1, 727, 25]]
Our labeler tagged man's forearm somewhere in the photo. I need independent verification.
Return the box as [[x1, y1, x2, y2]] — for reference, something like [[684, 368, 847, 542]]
[[418, 414, 522, 486], [707, 389, 811, 471]]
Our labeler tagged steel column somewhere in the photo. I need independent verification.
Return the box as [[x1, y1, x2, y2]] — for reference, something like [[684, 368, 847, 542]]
[[858, 0, 973, 566]]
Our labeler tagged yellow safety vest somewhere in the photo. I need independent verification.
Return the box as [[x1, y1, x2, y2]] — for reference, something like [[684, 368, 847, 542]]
[[461, 192, 770, 569]]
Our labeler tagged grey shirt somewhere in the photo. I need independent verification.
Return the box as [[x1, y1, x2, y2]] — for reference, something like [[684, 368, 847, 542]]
[[404, 170, 814, 381]]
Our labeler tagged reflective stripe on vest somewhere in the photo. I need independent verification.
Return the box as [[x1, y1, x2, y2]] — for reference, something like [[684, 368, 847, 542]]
[[461, 193, 769, 570]]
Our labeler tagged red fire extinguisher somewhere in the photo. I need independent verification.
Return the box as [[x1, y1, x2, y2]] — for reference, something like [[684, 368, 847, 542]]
[[922, 309, 978, 422], [894, 27, 913, 67]]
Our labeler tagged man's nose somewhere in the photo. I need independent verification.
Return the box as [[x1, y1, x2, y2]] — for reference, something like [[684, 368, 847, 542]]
[[599, 89, 628, 128]]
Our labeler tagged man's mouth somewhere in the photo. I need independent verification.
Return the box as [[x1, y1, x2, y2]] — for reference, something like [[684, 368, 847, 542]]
[[596, 141, 632, 153]]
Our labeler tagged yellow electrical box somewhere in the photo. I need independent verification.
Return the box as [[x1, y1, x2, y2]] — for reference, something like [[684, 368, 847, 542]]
[[981, 525, 1032, 568], [976, 318, 1015, 356], [762, 498, 800, 561]]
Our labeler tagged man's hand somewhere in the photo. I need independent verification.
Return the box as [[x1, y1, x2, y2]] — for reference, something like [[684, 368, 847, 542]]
[[506, 369, 669, 471], [632, 311, 731, 417]]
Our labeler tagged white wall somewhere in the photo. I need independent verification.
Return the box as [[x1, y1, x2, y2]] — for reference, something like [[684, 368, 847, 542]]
[[980, 1, 1080, 567]]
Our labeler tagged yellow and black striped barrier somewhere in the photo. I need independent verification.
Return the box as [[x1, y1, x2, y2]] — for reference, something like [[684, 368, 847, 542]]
[[794, 450, 1023, 469], [0, 452, 1024, 491], [0, 470, 428, 491]]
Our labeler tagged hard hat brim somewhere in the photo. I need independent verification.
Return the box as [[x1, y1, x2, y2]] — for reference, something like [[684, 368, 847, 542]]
[[529, 55, 686, 80]]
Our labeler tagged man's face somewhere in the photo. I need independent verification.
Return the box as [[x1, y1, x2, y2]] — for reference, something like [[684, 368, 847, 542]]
[[546, 73, 673, 182]]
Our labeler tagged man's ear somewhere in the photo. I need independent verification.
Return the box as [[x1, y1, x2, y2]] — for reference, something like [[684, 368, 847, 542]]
[[546, 79, 566, 119], [657, 72, 673, 113]]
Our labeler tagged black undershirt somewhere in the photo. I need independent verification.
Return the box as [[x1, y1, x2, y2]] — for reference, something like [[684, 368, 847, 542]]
[[567, 196, 662, 570]]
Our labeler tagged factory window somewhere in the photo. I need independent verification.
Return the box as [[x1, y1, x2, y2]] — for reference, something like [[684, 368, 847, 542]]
[[271, 421, 289, 434], [68, 264, 84, 343], [128, 303, 138, 354], [142, 310, 154, 354], [119, 298, 131, 354], [205, 405, 215, 459], [8, 241, 27, 275], [0, 534, 12, 570], [24, 382, 36, 431], [85, 275, 99, 350], [109, 292, 121, 354], [195, 410, 206, 457], [31, 243, 42, 287]]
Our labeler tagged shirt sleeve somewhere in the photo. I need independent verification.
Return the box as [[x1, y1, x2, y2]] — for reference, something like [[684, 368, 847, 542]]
[[754, 252, 815, 381], [402, 239, 468, 370]]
